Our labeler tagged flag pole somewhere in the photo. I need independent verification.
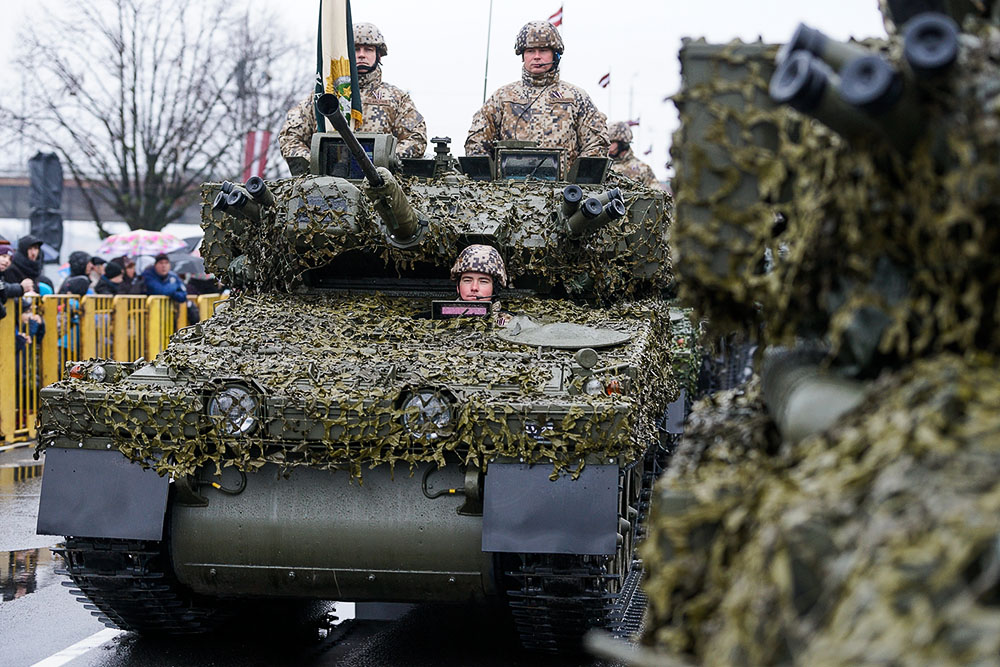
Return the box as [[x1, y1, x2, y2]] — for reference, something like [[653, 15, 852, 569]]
[[482, 0, 494, 104]]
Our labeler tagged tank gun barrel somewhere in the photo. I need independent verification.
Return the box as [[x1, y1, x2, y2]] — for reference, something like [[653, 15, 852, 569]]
[[316, 93, 384, 187], [761, 347, 866, 444]]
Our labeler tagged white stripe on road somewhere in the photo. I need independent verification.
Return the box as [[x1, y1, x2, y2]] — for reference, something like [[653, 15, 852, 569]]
[[30, 628, 122, 667]]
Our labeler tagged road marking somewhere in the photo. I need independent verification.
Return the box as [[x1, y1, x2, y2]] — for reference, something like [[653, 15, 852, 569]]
[[30, 628, 121, 667]]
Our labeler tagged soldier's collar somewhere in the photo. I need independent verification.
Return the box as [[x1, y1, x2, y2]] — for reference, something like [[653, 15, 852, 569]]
[[521, 66, 560, 88], [359, 64, 383, 89]]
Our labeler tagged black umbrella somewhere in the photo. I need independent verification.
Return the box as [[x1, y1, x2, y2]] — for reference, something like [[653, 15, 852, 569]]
[[166, 251, 204, 276], [182, 235, 203, 255]]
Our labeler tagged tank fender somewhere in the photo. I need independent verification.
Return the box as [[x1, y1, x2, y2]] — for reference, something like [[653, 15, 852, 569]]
[[36, 447, 169, 541], [482, 463, 618, 555]]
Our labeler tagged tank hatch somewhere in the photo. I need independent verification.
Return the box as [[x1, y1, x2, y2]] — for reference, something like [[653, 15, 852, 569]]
[[497, 318, 632, 350]]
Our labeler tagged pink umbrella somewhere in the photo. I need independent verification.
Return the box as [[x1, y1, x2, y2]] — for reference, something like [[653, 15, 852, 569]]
[[96, 230, 186, 258]]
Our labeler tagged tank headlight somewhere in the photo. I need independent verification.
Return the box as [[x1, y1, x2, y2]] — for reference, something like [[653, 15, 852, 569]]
[[583, 377, 605, 395], [87, 365, 107, 382], [401, 389, 453, 441], [207, 385, 259, 435]]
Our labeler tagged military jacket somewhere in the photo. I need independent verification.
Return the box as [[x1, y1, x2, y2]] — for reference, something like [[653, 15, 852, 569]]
[[465, 68, 609, 177], [278, 65, 428, 160], [611, 149, 660, 188]]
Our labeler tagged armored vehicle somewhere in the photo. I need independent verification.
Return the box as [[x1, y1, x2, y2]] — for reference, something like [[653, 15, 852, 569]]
[[35, 97, 692, 651]]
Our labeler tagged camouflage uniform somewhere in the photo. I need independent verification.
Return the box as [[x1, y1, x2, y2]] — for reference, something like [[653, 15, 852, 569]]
[[465, 21, 608, 177], [278, 24, 427, 166], [608, 121, 659, 188]]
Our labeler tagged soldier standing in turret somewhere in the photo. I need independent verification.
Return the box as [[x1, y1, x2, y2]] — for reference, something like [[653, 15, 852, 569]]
[[279, 22, 428, 175], [465, 21, 609, 178], [608, 121, 660, 188]]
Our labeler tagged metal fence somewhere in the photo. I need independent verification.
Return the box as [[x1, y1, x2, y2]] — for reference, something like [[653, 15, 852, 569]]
[[0, 293, 225, 444]]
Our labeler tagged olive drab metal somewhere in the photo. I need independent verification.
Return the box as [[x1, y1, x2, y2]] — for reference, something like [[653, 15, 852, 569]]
[[624, 5, 1000, 666], [36, 97, 697, 652]]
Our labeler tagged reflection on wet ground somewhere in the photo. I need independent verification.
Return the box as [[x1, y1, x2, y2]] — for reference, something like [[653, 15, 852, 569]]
[[0, 546, 62, 602]]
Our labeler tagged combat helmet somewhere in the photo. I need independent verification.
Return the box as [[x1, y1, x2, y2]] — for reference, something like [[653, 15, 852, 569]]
[[514, 21, 565, 55], [609, 122, 633, 144], [450, 244, 508, 288], [354, 22, 388, 57]]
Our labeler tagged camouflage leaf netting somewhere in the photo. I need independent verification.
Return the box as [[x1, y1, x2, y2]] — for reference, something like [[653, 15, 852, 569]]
[[640, 353, 1000, 665], [39, 294, 679, 481], [671, 27, 1000, 372], [200, 171, 673, 302]]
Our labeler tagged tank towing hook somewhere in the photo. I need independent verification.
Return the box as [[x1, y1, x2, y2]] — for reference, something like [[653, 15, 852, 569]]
[[316, 93, 428, 249]]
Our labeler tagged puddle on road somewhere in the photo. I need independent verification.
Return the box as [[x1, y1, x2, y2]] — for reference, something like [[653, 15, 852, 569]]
[[0, 546, 64, 603]]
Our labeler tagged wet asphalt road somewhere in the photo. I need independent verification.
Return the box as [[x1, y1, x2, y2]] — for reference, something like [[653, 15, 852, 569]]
[[0, 445, 625, 667]]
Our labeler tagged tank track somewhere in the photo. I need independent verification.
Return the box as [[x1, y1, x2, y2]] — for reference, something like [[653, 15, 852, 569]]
[[53, 537, 226, 634], [503, 442, 670, 652]]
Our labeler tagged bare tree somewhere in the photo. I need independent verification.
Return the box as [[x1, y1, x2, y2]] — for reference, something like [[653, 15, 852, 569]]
[[3, 0, 309, 233]]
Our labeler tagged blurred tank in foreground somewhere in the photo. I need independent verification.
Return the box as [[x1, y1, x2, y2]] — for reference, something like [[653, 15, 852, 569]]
[[599, 2, 1000, 665]]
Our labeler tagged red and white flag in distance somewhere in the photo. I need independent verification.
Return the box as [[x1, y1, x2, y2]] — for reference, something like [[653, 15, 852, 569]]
[[627, 118, 640, 127], [644, 146, 653, 156], [548, 4, 563, 26], [598, 72, 610, 88], [242, 130, 271, 181]]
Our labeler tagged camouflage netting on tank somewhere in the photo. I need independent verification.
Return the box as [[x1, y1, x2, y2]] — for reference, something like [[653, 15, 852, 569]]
[[671, 29, 1000, 370], [639, 353, 1000, 665], [38, 294, 677, 480], [200, 171, 672, 301]]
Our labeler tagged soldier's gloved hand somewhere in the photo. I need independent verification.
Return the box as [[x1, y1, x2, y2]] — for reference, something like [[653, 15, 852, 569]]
[[286, 156, 310, 177]]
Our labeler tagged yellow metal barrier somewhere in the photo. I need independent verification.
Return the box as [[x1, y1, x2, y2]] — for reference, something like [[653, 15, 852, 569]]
[[0, 292, 224, 444]]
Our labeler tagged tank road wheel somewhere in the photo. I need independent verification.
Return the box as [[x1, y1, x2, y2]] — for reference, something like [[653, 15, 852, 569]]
[[55, 537, 231, 635], [500, 445, 662, 652]]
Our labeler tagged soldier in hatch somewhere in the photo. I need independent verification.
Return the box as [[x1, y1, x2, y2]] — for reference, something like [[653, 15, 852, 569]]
[[450, 244, 512, 326], [278, 22, 428, 175], [608, 121, 660, 188], [465, 21, 609, 178]]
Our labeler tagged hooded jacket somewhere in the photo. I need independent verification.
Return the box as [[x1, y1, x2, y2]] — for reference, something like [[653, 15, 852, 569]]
[[5, 235, 43, 286], [58, 250, 93, 297]]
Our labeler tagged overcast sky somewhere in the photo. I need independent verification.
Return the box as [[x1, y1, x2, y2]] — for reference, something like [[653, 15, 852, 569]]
[[2, 0, 886, 180]]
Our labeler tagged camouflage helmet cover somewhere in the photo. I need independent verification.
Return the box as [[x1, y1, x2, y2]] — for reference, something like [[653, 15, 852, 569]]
[[354, 22, 388, 57], [514, 21, 565, 55], [450, 244, 508, 288], [609, 121, 633, 143]]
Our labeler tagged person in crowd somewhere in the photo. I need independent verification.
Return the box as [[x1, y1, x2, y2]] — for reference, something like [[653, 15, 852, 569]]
[[4, 235, 44, 292], [279, 22, 428, 175], [58, 251, 93, 297], [1, 244, 35, 324], [113, 257, 146, 295], [143, 253, 187, 302], [465, 21, 608, 179], [89, 256, 106, 288], [94, 261, 123, 295]]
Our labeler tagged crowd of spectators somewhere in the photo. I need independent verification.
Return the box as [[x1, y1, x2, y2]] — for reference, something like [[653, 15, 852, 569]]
[[0, 234, 224, 340]]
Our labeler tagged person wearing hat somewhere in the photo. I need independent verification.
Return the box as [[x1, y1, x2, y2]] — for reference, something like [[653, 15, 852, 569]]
[[278, 22, 428, 175], [4, 234, 44, 292], [58, 250, 93, 297], [94, 260, 124, 295], [608, 121, 660, 188], [89, 255, 106, 289], [450, 244, 512, 326], [142, 253, 187, 302], [0, 242, 36, 321], [112, 256, 146, 295], [465, 21, 608, 179]]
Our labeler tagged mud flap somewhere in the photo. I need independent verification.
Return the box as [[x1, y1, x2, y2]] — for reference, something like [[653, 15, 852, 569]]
[[36, 447, 169, 540], [482, 463, 618, 555]]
